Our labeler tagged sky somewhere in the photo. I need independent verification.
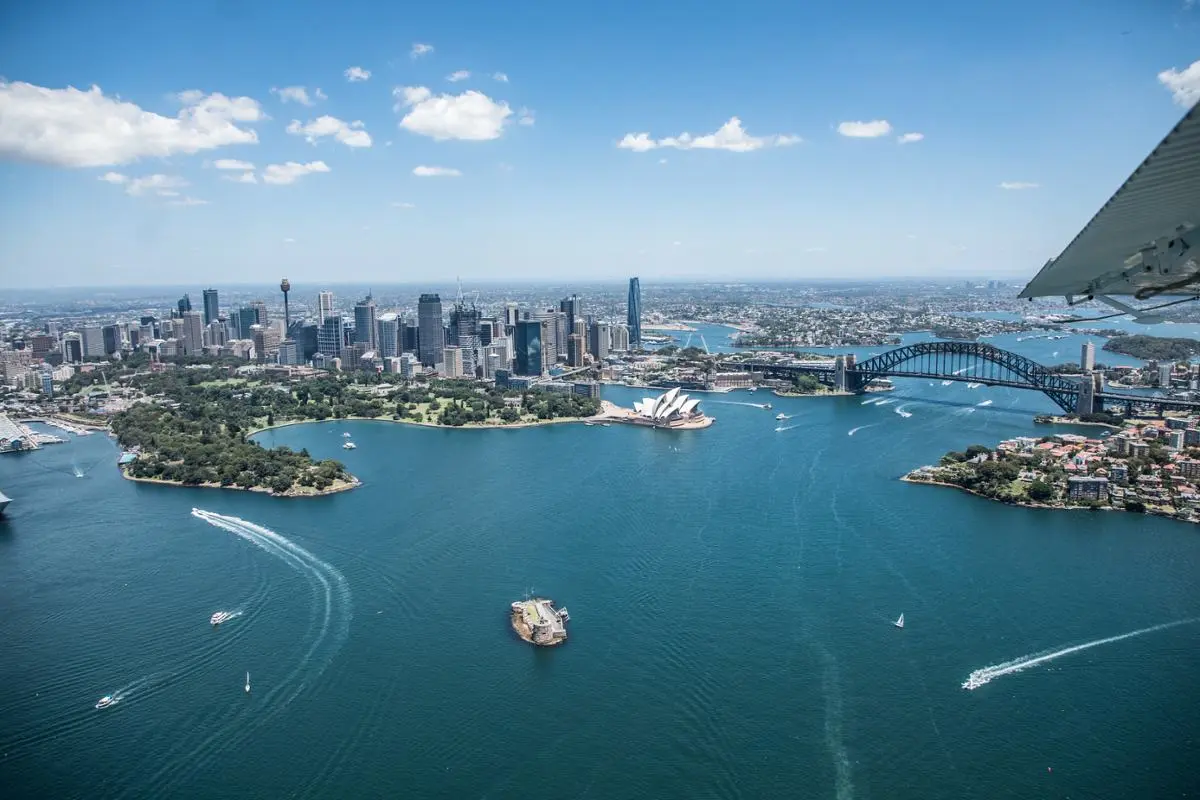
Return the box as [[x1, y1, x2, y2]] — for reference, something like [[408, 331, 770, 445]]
[[0, 0, 1197, 289]]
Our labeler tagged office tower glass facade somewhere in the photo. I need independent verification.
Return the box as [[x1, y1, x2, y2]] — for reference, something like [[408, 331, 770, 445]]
[[418, 293, 444, 367], [627, 277, 642, 348]]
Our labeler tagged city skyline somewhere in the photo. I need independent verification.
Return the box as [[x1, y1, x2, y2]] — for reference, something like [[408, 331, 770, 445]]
[[1, 1, 1198, 288]]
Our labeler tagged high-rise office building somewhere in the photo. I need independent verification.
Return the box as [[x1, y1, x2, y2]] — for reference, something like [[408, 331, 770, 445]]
[[531, 311, 560, 367], [589, 321, 610, 361], [567, 333, 586, 367], [402, 322, 419, 354], [418, 293, 444, 367], [514, 319, 544, 376], [102, 324, 122, 355], [503, 303, 520, 329], [236, 307, 258, 340], [450, 301, 482, 376], [377, 313, 400, 358], [442, 346, 465, 378], [206, 321, 227, 348], [62, 332, 83, 363], [180, 311, 205, 356], [318, 291, 335, 324], [251, 323, 281, 364], [1081, 342, 1095, 372], [250, 300, 268, 326], [202, 288, 220, 325], [81, 326, 104, 358], [177, 294, 192, 317], [559, 294, 581, 341], [354, 296, 378, 351], [294, 323, 319, 362], [627, 277, 642, 348], [318, 316, 344, 358]]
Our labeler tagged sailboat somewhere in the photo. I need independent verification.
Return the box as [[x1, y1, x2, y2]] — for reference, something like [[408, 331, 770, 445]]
[[893, 613, 905, 629], [244, 672, 251, 693]]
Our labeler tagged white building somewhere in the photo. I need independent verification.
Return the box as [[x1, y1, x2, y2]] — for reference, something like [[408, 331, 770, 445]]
[[632, 387, 703, 425]]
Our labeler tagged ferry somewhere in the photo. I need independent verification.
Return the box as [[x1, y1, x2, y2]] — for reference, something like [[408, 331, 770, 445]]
[[211, 611, 234, 627], [95, 695, 116, 709], [343, 442, 356, 450], [0, 489, 10, 516]]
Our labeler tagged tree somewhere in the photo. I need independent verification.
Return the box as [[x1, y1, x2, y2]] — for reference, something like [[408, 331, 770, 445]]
[[1124, 499, 1146, 513], [965, 444, 991, 459], [1028, 481, 1054, 502], [266, 411, 275, 427]]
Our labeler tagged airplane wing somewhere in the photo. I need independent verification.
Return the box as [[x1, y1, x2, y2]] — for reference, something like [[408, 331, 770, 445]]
[[1019, 104, 1200, 300]]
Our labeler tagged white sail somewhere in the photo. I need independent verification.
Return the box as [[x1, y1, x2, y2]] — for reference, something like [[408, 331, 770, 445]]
[[894, 613, 905, 628]]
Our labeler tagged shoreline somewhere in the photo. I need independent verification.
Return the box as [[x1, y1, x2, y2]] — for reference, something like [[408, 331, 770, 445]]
[[250, 412, 604, 436], [1034, 416, 1122, 430], [119, 468, 361, 498]]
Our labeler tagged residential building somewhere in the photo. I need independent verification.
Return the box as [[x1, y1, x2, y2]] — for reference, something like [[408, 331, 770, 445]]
[[443, 346, 465, 378], [1067, 476, 1108, 501], [418, 293, 444, 367], [202, 288, 220, 325], [1158, 363, 1173, 387], [627, 277, 642, 348], [567, 333, 586, 367], [611, 323, 630, 352], [1180, 460, 1200, 481], [251, 323, 281, 363]]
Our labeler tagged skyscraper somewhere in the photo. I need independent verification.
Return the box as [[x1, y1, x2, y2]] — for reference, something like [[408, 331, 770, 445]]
[[627, 277, 642, 348], [1081, 342, 1095, 372], [318, 315, 344, 358], [514, 319, 544, 376], [449, 301, 482, 376], [589, 322, 610, 361], [202, 289, 219, 325], [63, 333, 83, 363], [354, 296, 378, 351], [81, 325, 104, 358], [377, 313, 400, 359], [180, 310, 205, 356], [177, 294, 192, 317], [318, 291, 335, 324], [250, 300, 268, 326], [559, 294, 581, 340], [102, 324, 122, 355], [236, 307, 258, 340], [418, 293, 444, 367]]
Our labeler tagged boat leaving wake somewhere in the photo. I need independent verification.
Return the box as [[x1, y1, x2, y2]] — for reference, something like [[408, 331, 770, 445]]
[[976, 399, 993, 407], [894, 404, 912, 418], [962, 618, 1198, 690], [848, 424, 879, 436]]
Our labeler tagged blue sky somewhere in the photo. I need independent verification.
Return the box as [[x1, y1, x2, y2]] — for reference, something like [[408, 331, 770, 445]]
[[0, 0, 1197, 288]]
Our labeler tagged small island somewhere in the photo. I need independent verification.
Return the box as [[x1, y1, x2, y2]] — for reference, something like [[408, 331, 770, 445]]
[[510, 598, 569, 646], [1103, 334, 1200, 361]]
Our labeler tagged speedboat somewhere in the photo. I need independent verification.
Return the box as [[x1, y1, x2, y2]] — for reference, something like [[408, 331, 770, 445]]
[[763, 403, 772, 410], [343, 442, 356, 450], [95, 695, 116, 709], [245, 671, 251, 693], [775, 413, 786, 420], [211, 611, 233, 627], [342, 432, 351, 438]]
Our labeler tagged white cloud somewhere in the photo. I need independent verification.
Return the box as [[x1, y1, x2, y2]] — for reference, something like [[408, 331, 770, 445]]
[[447, 70, 470, 82], [344, 66, 371, 83], [616, 117, 800, 153], [223, 171, 257, 184], [411, 43, 434, 59], [413, 165, 461, 177], [102, 173, 186, 197], [213, 158, 254, 170], [493, 72, 509, 82], [168, 196, 209, 207], [837, 120, 892, 138], [392, 201, 416, 208], [262, 160, 331, 185], [394, 85, 512, 141], [805, 246, 828, 253], [0, 81, 262, 167], [517, 107, 535, 126], [999, 181, 1039, 190], [1158, 59, 1200, 107], [286, 115, 372, 148], [673, 241, 682, 246], [283, 237, 296, 243], [98, 171, 127, 184], [658, 158, 667, 164], [897, 132, 924, 144], [271, 86, 325, 106]]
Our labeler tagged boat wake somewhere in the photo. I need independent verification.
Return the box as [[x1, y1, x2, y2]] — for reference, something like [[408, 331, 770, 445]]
[[952, 407, 975, 416], [962, 618, 1198, 691], [147, 510, 353, 794], [976, 399, 993, 407], [847, 424, 879, 436], [894, 404, 913, 418], [873, 398, 896, 406], [940, 380, 953, 386], [966, 382, 982, 389], [775, 424, 802, 432]]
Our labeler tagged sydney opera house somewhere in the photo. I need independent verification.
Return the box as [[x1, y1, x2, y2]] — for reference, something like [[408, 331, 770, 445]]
[[627, 387, 712, 429]]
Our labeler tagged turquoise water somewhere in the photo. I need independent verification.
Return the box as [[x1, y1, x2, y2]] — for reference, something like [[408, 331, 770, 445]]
[[2, 367, 1199, 798]]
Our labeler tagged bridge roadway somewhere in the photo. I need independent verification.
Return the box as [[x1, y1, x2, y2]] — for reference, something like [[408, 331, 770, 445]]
[[723, 340, 1200, 415]]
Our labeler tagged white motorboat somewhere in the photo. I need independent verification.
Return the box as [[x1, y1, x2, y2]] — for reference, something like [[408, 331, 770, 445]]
[[245, 672, 251, 693], [343, 442, 356, 450], [342, 432, 351, 438], [775, 413, 786, 420], [893, 613, 905, 629], [95, 695, 116, 709], [211, 611, 233, 627]]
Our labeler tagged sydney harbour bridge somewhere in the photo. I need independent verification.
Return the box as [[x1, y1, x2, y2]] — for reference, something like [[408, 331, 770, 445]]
[[723, 341, 1200, 416]]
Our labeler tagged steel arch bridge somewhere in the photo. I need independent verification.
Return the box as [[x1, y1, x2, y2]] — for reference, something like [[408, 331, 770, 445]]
[[848, 341, 1082, 411]]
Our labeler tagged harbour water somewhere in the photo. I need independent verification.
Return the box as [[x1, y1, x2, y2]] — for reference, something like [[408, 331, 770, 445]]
[[2, 349, 1199, 798]]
